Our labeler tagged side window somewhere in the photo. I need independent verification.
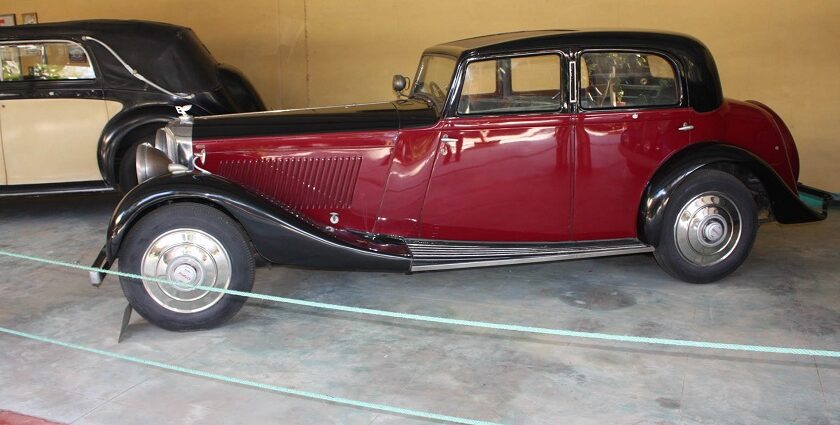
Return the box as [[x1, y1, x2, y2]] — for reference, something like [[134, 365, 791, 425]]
[[0, 42, 95, 82], [457, 54, 563, 115], [579, 52, 678, 109]]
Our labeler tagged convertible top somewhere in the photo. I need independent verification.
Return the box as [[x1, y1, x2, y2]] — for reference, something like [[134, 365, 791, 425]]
[[426, 29, 723, 112], [0, 20, 220, 93]]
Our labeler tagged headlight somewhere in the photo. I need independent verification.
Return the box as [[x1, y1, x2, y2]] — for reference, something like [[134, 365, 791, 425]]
[[136, 143, 173, 183], [138, 118, 194, 184]]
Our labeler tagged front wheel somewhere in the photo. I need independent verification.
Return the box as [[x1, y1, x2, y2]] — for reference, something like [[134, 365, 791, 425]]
[[654, 170, 758, 284], [118, 203, 255, 331]]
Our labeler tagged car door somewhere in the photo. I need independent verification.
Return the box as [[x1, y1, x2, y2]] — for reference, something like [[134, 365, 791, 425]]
[[572, 50, 692, 240], [0, 40, 112, 185], [419, 52, 574, 242]]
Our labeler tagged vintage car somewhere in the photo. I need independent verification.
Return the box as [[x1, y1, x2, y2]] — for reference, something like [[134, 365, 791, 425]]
[[92, 30, 829, 330], [0, 20, 264, 195]]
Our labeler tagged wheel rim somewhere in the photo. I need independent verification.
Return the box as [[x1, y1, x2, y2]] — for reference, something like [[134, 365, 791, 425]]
[[140, 228, 232, 313], [674, 192, 742, 266]]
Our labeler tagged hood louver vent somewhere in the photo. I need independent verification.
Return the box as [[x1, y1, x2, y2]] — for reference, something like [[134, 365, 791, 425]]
[[217, 156, 362, 210]]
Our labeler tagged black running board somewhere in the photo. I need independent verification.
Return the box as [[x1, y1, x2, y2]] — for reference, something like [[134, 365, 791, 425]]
[[407, 239, 654, 272]]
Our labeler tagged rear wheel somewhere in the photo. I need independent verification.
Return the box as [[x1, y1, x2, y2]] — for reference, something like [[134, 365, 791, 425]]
[[654, 170, 758, 283], [118, 203, 255, 331]]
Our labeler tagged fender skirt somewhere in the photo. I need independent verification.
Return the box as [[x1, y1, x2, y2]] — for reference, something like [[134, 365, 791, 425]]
[[104, 173, 411, 272]]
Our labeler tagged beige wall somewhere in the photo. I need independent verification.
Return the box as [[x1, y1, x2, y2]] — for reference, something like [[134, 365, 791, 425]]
[[3, 0, 839, 190]]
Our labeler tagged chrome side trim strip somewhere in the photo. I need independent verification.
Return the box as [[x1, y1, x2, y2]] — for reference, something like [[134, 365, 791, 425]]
[[407, 239, 654, 272], [0, 185, 114, 198], [0, 186, 114, 197]]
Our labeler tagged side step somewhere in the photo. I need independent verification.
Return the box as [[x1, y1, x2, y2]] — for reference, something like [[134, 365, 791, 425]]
[[408, 239, 654, 272]]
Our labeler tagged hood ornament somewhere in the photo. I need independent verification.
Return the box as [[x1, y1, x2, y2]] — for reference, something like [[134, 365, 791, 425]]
[[175, 104, 193, 118]]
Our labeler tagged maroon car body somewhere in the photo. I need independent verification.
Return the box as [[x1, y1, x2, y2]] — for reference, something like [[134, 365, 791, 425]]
[[97, 30, 828, 330], [195, 99, 802, 241]]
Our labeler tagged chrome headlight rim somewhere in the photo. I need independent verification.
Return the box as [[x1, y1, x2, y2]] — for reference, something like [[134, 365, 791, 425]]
[[139, 118, 195, 185], [135, 143, 173, 184]]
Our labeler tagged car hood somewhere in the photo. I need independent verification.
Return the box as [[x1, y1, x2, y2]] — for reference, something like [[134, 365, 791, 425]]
[[191, 98, 437, 141]]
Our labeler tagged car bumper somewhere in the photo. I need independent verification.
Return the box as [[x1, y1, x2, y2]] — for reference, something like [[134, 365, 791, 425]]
[[797, 183, 835, 218]]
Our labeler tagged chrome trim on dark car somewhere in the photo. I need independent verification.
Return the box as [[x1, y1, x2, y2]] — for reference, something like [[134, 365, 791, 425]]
[[0, 181, 115, 198], [82, 35, 195, 100]]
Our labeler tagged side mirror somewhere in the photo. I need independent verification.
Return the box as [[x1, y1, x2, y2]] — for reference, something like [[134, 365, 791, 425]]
[[392, 74, 408, 94]]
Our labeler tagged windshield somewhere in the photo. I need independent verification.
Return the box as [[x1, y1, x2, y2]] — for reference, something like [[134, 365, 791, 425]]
[[411, 54, 457, 112]]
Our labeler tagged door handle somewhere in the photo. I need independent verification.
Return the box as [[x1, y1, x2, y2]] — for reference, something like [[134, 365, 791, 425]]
[[0, 93, 20, 98], [440, 135, 458, 155], [441, 135, 458, 146], [678, 122, 694, 131]]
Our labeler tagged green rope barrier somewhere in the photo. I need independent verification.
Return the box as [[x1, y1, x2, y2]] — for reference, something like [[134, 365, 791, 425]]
[[0, 326, 498, 425], [0, 249, 838, 358]]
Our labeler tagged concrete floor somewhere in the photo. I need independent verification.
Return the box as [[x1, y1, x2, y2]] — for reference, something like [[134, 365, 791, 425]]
[[0, 193, 838, 425]]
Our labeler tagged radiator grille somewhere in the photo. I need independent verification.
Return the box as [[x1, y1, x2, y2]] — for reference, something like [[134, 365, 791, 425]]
[[217, 156, 362, 210]]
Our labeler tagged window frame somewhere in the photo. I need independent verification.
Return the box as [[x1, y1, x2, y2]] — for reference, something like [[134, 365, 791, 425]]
[[575, 48, 685, 112], [451, 50, 570, 118], [410, 52, 459, 115], [0, 39, 99, 85]]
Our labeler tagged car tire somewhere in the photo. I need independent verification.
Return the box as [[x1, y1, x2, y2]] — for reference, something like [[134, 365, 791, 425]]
[[653, 169, 758, 284], [118, 203, 256, 331], [118, 133, 156, 192]]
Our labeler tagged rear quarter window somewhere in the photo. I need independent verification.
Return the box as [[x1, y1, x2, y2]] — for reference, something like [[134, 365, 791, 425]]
[[579, 51, 679, 109]]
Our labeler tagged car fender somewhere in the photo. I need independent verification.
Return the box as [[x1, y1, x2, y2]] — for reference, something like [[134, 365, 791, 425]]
[[639, 142, 825, 246], [98, 105, 182, 185], [217, 64, 267, 112], [106, 172, 410, 271]]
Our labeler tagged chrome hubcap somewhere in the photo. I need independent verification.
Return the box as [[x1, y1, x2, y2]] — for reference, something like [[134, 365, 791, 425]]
[[140, 228, 231, 313], [674, 192, 742, 266]]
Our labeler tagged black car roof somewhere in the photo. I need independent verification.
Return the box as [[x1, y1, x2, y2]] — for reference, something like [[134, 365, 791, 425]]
[[0, 19, 185, 43], [426, 29, 723, 112], [0, 20, 220, 93], [429, 29, 703, 56]]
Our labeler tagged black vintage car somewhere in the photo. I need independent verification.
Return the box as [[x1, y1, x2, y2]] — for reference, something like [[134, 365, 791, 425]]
[[0, 20, 265, 195]]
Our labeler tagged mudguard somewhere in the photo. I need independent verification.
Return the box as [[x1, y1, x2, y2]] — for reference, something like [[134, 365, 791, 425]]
[[105, 172, 410, 271], [639, 143, 826, 246], [98, 105, 180, 184]]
